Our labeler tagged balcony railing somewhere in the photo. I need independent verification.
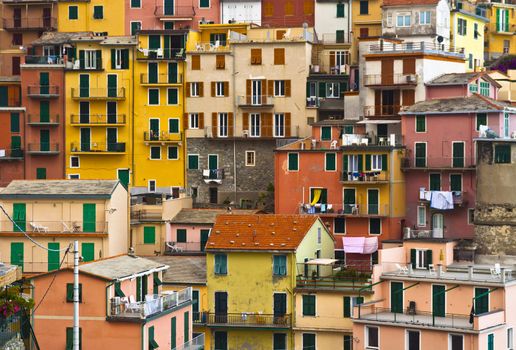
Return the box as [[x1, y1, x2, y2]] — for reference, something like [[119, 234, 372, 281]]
[[70, 142, 126, 153], [317, 32, 352, 44], [165, 241, 205, 254], [171, 333, 205, 350], [296, 275, 371, 291], [143, 131, 182, 143], [136, 48, 186, 60], [203, 126, 299, 139], [205, 312, 292, 328], [364, 74, 418, 86], [237, 95, 274, 107], [0, 98, 21, 108], [419, 190, 466, 205], [0, 220, 108, 234], [402, 156, 475, 169], [154, 5, 195, 17], [2, 17, 57, 30], [203, 168, 224, 181], [341, 170, 389, 183], [487, 22, 515, 34], [109, 287, 192, 319], [0, 148, 23, 160], [70, 88, 126, 100], [25, 55, 65, 65], [341, 133, 402, 147], [70, 114, 126, 125], [363, 105, 404, 117], [26, 143, 59, 154], [368, 42, 465, 58], [27, 85, 59, 98], [130, 209, 162, 222], [140, 73, 183, 85], [27, 114, 60, 125], [404, 228, 443, 239], [300, 203, 389, 216], [190, 42, 231, 52]]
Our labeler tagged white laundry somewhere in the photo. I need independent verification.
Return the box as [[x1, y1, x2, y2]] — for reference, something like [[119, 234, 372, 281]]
[[430, 191, 454, 210]]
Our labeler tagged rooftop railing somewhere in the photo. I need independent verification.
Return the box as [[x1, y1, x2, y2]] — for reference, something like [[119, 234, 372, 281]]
[[368, 42, 465, 57], [70, 142, 126, 153], [27, 85, 60, 97], [363, 105, 404, 117], [401, 156, 476, 169], [143, 131, 183, 142], [171, 333, 205, 350], [27, 114, 60, 125], [364, 74, 418, 86], [0, 220, 108, 234], [299, 203, 390, 217], [190, 42, 231, 52], [203, 125, 299, 139], [70, 88, 126, 100], [136, 48, 186, 60], [24, 55, 65, 65], [130, 208, 162, 222], [3, 17, 56, 30], [154, 5, 195, 17], [205, 312, 291, 328], [318, 32, 352, 44]]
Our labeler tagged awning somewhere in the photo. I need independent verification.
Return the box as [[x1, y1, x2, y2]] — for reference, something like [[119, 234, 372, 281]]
[[356, 120, 401, 124], [342, 237, 378, 254], [305, 258, 338, 266]]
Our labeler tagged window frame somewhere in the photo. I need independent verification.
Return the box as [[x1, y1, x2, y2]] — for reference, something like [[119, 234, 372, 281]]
[[287, 152, 299, 172], [217, 112, 228, 137], [93, 5, 104, 19], [245, 150, 256, 167], [450, 173, 462, 192], [396, 14, 411, 27], [468, 208, 475, 225], [273, 255, 287, 276], [415, 115, 426, 133], [302, 294, 316, 316], [148, 88, 160, 105], [167, 88, 179, 105], [130, 0, 141, 8], [417, 206, 426, 227], [199, 0, 210, 9], [369, 218, 382, 235], [326, 82, 340, 98], [214, 254, 228, 275], [190, 82, 200, 97], [419, 11, 431, 25], [187, 154, 199, 170], [70, 156, 80, 168], [167, 146, 179, 160], [149, 146, 161, 160], [494, 144, 511, 164], [189, 113, 199, 129], [274, 113, 285, 138], [406, 329, 421, 350], [130, 21, 142, 35], [274, 80, 286, 97], [324, 152, 337, 172], [168, 118, 180, 134], [476, 113, 487, 131], [215, 81, 225, 97], [68, 5, 78, 20], [366, 325, 379, 349], [148, 179, 156, 192]]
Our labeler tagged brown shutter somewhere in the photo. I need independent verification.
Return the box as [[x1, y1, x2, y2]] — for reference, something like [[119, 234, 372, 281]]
[[199, 82, 204, 97], [186, 83, 191, 97], [183, 113, 189, 130], [262, 79, 267, 104], [251, 48, 262, 64], [402, 90, 415, 106], [199, 112, 204, 130], [329, 51, 336, 68], [374, 90, 381, 115], [246, 79, 251, 104], [224, 81, 229, 97], [263, 113, 272, 137], [274, 48, 285, 65], [212, 113, 217, 138], [191, 55, 200, 70], [276, 30, 286, 40], [403, 58, 416, 75], [216, 55, 225, 69], [285, 112, 291, 137], [268, 80, 274, 97], [243, 113, 249, 132], [211, 82, 216, 97], [228, 112, 234, 137], [285, 80, 291, 97]]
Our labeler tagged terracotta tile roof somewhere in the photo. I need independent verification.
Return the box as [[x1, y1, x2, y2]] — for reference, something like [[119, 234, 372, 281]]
[[206, 214, 320, 251], [383, 0, 439, 5]]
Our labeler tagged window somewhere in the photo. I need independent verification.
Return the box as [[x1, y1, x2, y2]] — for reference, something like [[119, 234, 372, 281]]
[[429, 173, 441, 191], [274, 113, 285, 137], [65, 327, 82, 350], [188, 154, 199, 170], [190, 82, 200, 97], [131, 0, 141, 7], [150, 146, 161, 160], [415, 143, 426, 167], [449, 334, 464, 350], [216, 55, 225, 69], [337, 3, 345, 17], [12, 33, 22, 46], [36, 168, 46, 179], [508, 328, 513, 350], [250, 114, 260, 137], [407, 330, 420, 350], [251, 48, 262, 65], [215, 82, 225, 97], [419, 11, 431, 25], [288, 153, 299, 171], [111, 49, 129, 70], [176, 229, 187, 243], [168, 146, 178, 160], [245, 151, 255, 166], [488, 333, 494, 350], [273, 255, 287, 276], [144, 226, 155, 244], [450, 174, 462, 192], [148, 89, 159, 105], [369, 218, 381, 235], [70, 156, 80, 168], [370, 155, 383, 171], [214, 331, 227, 350], [274, 48, 285, 65], [69, 174, 80, 179], [302, 333, 316, 350], [321, 126, 331, 140], [417, 206, 426, 227], [469, 83, 478, 93], [273, 333, 287, 350], [66, 283, 83, 302], [366, 326, 379, 349], [476, 113, 487, 131], [343, 188, 356, 214], [475, 287, 489, 314], [189, 113, 199, 129], [83, 50, 98, 69], [469, 54, 473, 69], [397, 14, 411, 27], [302, 295, 316, 316], [191, 55, 201, 71], [497, 8, 509, 32], [218, 113, 228, 137], [214, 254, 227, 275], [199, 0, 210, 8], [274, 80, 285, 97], [326, 82, 340, 98], [130, 21, 141, 35], [416, 115, 426, 132], [167, 88, 178, 105], [148, 326, 159, 350], [452, 142, 465, 168], [325, 153, 336, 171], [413, 249, 431, 269], [334, 218, 345, 234], [480, 82, 490, 96], [359, 0, 368, 14], [68, 5, 78, 20], [168, 119, 179, 134], [468, 208, 475, 225], [93, 6, 103, 19], [458, 18, 467, 35], [495, 145, 511, 163]]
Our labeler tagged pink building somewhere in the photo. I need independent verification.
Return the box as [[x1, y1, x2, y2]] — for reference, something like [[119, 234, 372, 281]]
[[426, 72, 501, 100], [31, 255, 202, 349], [400, 94, 516, 240], [352, 240, 516, 350], [125, 0, 220, 34]]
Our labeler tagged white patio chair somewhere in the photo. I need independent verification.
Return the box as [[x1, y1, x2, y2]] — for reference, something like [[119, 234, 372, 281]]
[[428, 264, 436, 276], [396, 263, 409, 274], [126, 295, 140, 313], [62, 222, 72, 232], [490, 263, 501, 278]]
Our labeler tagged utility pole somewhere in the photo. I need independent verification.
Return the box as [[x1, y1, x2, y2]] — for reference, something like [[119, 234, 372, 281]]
[[73, 240, 80, 350]]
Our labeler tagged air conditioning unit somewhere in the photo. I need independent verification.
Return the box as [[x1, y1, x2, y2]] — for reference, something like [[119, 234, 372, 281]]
[[406, 74, 416, 83], [242, 130, 249, 137]]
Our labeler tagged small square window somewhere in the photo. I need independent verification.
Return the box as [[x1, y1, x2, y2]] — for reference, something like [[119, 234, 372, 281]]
[[288, 153, 299, 171], [168, 146, 178, 160], [494, 145, 511, 164], [130, 21, 141, 35], [148, 180, 156, 192], [69, 5, 78, 20], [199, 0, 210, 8], [150, 146, 161, 160], [70, 156, 80, 168], [66, 283, 83, 303], [131, 0, 141, 8], [93, 6, 103, 19], [176, 229, 187, 243], [245, 151, 255, 166], [69, 174, 80, 179]]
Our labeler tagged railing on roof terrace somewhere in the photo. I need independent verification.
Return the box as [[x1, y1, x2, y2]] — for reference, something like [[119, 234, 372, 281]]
[[171, 333, 205, 350], [154, 5, 195, 17], [318, 32, 352, 44], [0, 220, 108, 233], [364, 74, 418, 86], [136, 48, 186, 60], [368, 42, 465, 57], [2, 17, 57, 30], [190, 42, 231, 52], [0, 148, 24, 160], [130, 208, 162, 221], [24, 55, 64, 65], [205, 312, 292, 328], [299, 203, 390, 216], [401, 156, 476, 169]]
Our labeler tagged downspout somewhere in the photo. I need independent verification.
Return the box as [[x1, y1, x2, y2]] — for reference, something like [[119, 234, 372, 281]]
[[182, 34, 187, 192], [131, 45, 135, 187], [231, 42, 237, 205], [62, 63, 66, 179]]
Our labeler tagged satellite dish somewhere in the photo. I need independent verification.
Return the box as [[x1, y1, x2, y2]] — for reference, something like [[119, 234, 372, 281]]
[[437, 36, 444, 43]]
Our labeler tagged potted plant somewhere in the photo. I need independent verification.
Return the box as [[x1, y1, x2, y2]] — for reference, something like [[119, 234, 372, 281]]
[[0, 286, 34, 318]]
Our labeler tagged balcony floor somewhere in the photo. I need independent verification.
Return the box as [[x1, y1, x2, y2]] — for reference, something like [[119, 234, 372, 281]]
[[359, 311, 472, 330]]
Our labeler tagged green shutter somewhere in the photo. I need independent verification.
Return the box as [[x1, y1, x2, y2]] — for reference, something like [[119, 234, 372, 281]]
[[303, 295, 315, 316], [381, 154, 388, 171], [343, 296, 351, 317], [176, 229, 187, 242], [68, 6, 78, 20], [48, 242, 60, 271], [148, 326, 159, 350], [36, 168, 46, 179], [148, 62, 158, 83], [306, 82, 310, 97], [432, 285, 445, 317], [188, 155, 198, 169], [79, 50, 85, 69], [453, 143, 464, 168], [40, 72, 49, 95], [365, 154, 371, 170], [171, 317, 176, 349], [336, 30, 345, 43], [390, 281, 403, 313], [136, 276, 142, 301], [303, 333, 316, 349], [81, 243, 94, 262], [40, 129, 50, 152], [369, 218, 381, 234], [344, 335, 352, 350], [153, 272, 162, 294], [114, 282, 125, 297], [415, 143, 426, 167], [343, 189, 355, 213], [416, 115, 426, 132], [410, 249, 417, 269], [79, 74, 89, 97], [425, 250, 432, 269], [430, 174, 441, 191], [337, 3, 345, 17], [325, 153, 336, 171], [142, 275, 148, 298], [184, 311, 189, 342], [10, 112, 20, 132], [66, 283, 82, 302], [167, 88, 178, 105], [131, 0, 140, 7], [65, 327, 81, 350], [504, 9, 509, 31], [149, 89, 159, 104], [368, 189, 379, 214], [168, 62, 178, 83], [107, 75, 117, 97], [121, 49, 129, 69], [95, 50, 102, 69], [149, 35, 161, 50], [40, 101, 50, 123], [10, 242, 24, 271], [144, 226, 156, 244], [488, 333, 494, 350], [13, 203, 26, 232], [321, 126, 331, 140], [450, 174, 462, 191], [200, 230, 210, 252], [343, 155, 348, 172], [495, 145, 511, 163], [357, 154, 363, 172], [200, 0, 209, 7], [118, 169, 129, 188], [476, 113, 487, 130], [11, 136, 21, 158], [168, 146, 178, 159], [475, 288, 489, 314], [83, 203, 96, 232], [93, 6, 103, 19], [111, 49, 116, 69], [318, 82, 325, 97], [288, 153, 298, 171]]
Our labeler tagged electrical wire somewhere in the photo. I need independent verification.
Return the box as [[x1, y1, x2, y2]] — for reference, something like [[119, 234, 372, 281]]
[[0, 204, 70, 252]]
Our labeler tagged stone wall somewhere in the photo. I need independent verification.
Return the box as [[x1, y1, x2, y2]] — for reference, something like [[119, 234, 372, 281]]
[[475, 223, 516, 255]]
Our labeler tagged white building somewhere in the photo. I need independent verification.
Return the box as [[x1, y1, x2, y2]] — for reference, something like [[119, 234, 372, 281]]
[[314, 0, 352, 45], [220, 0, 261, 25]]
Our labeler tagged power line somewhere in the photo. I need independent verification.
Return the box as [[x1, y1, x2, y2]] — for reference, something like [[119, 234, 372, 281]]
[[0, 204, 70, 252]]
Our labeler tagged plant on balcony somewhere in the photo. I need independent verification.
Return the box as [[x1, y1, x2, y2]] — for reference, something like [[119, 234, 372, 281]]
[[335, 269, 371, 281], [0, 286, 34, 318]]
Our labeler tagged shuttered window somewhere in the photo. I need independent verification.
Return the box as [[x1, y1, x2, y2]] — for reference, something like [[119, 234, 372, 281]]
[[415, 143, 426, 167], [429, 173, 441, 191], [167, 88, 178, 105], [369, 218, 381, 235], [177, 229, 187, 243], [288, 153, 299, 171], [66, 283, 83, 302], [302, 295, 316, 316], [191, 55, 200, 70], [251, 49, 262, 65], [188, 154, 199, 169], [494, 145, 511, 163], [68, 6, 78, 19], [214, 254, 227, 275], [321, 126, 331, 140], [325, 153, 336, 171], [216, 55, 225, 69], [65, 327, 82, 350], [143, 226, 156, 244], [416, 115, 426, 132], [273, 255, 287, 276], [93, 6, 103, 19], [337, 3, 345, 17], [476, 113, 487, 131], [274, 48, 285, 65], [450, 174, 462, 192]]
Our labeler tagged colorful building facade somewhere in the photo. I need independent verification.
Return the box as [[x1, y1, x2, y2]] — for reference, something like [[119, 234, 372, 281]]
[[57, 0, 125, 35], [261, 0, 315, 28], [479, 0, 515, 61]]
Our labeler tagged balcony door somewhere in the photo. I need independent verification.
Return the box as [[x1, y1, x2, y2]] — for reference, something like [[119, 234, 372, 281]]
[[40, 129, 50, 152], [79, 102, 89, 124], [200, 229, 210, 252], [273, 293, 287, 324], [432, 285, 445, 317], [107, 128, 117, 151], [107, 101, 117, 124], [252, 80, 262, 105], [214, 291, 228, 323], [367, 189, 379, 215], [80, 128, 91, 152], [432, 213, 444, 238], [164, 0, 174, 15], [149, 119, 160, 140], [381, 59, 394, 85], [390, 281, 403, 313], [13, 8, 21, 28], [343, 188, 356, 214]]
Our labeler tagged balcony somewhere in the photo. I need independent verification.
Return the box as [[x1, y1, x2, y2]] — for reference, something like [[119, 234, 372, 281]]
[[154, 5, 194, 19], [190, 42, 231, 53], [317, 32, 352, 45], [109, 287, 192, 320], [401, 156, 475, 170], [340, 171, 389, 184], [27, 114, 60, 126], [341, 133, 403, 148], [27, 85, 59, 98], [363, 105, 404, 118], [70, 114, 126, 126], [171, 333, 204, 350], [203, 168, 224, 184], [26, 143, 59, 155], [2, 0, 58, 3], [143, 131, 182, 144], [0, 98, 21, 108], [237, 95, 274, 108], [299, 203, 389, 217], [364, 74, 418, 87], [367, 42, 465, 59], [24, 55, 65, 65], [130, 208, 162, 223], [296, 271, 371, 291], [71, 88, 125, 100], [0, 220, 108, 234], [404, 228, 444, 239], [165, 241, 205, 254], [0, 148, 23, 161], [205, 312, 291, 329], [70, 142, 126, 154], [2, 17, 57, 31], [136, 48, 186, 60], [140, 73, 183, 85], [418, 190, 467, 206], [487, 22, 515, 35], [203, 126, 300, 139]]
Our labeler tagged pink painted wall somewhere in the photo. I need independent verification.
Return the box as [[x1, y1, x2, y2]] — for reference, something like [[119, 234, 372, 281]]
[[426, 77, 498, 100], [145, 307, 192, 350], [168, 223, 211, 251]]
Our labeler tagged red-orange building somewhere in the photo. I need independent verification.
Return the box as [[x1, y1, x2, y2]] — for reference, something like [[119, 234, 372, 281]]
[[261, 0, 314, 27]]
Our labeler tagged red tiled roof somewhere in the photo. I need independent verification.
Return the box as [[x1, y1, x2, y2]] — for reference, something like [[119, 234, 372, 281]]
[[206, 214, 320, 251], [383, 0, 440, 5]]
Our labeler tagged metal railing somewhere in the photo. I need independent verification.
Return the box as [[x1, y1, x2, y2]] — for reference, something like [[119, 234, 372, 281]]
[[130, 209, 162, 222], [487, 22, 515, 34], [140, 73, 183, 84], [70, 88, 125, 99], [143, 131, 182, 142], [190, 42, 231, 52], [318, 32, 352, 44], [364, 74, 418, 86], [70, 114, 126, 125], [109, 287, 192, 319], [70, 142, 126, 153], [296, 275, 371, 290], [172, 333, 205, 350], [27, 114, 60, 125], [136, 48, 186, 60], [237, 95, 274, 106], [0, 98, 21, 108], [363, 105, 404, 117], [368, 42, 465, 57], [299, 203, 389, 216], [204, 125, 299, 139], [0, 310, 38, 350], [205, 312, 292, 328], [405, 229, 443, 239], [341, 171, 389, 182], [25, 55, 64, 65], [154, 5, 195, 17], [165, 241, 205, 253], [0, 148, 23, 160], [203, 168, 224, 180], [341, 133, 402, 147], [27, 85, 59, 97], [0, 220, 108, 233], [2, 17, 56, 30], [26, 143, 59, 153], [402, 156, 476, 169]]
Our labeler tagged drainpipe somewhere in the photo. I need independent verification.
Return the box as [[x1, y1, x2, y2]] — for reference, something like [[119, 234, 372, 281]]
[[131, 45, 135, 187], [182, 35, 187, 192], [231, 43, 237, 205], [62, 64, 66, 179]]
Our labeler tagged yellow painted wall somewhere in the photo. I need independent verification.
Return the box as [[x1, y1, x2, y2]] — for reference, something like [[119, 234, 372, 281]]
[[451, 12, 486, 71], [351, 0, 383, 64], [131, 223, 165, 256], [57, 0, 125, 35], [483, 4, 516, 59]]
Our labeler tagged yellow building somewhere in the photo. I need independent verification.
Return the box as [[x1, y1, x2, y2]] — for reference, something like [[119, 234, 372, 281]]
[[480, 0, 516, 60], [350, 0, 383, 65], [205, 214, 335, 350], [450, 1, 488, 71], [132, 30, 188, 192], [0, 180, 128, 275], [64, 35, 135, 184], [57, 0, 125, 36]]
